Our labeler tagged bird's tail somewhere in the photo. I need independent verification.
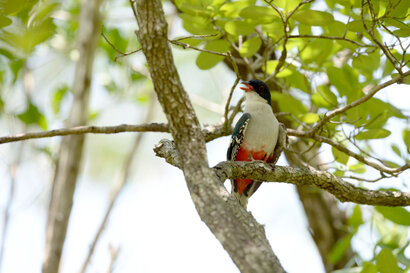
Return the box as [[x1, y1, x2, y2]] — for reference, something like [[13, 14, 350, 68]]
[[231, 179, 262, 208]]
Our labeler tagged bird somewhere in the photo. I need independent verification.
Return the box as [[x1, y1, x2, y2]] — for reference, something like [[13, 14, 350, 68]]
[[227, 79, 280, 208]]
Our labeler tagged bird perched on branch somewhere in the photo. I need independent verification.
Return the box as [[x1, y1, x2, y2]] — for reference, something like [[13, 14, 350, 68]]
[[227, 79, 283, 208]]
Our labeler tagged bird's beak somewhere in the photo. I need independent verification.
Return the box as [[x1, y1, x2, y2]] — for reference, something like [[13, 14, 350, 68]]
[[240, 81, 254, 92]]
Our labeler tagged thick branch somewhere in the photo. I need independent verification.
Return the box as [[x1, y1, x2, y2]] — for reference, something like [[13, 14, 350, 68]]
[[154, 139, 410, 207], [215, 161, 410, 206], [133, 1, 285, 272]]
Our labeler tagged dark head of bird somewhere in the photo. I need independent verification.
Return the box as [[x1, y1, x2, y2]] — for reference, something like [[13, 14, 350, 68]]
[[240, 79, 271, 105]]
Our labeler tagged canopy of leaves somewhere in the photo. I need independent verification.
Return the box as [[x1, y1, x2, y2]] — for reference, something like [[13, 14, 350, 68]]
[[174, 0, 410, 271]]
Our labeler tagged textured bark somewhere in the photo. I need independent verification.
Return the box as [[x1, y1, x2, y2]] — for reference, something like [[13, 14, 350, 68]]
[[42, 1, 102, 273], [154, 139, 410, 206], [134, 1, 285, 272]]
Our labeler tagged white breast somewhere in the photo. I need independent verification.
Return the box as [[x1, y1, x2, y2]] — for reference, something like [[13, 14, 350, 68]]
[[242, 92, 279, 155]]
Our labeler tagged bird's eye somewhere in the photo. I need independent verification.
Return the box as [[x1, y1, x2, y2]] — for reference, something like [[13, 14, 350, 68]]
[[259, 86, 264, 92]]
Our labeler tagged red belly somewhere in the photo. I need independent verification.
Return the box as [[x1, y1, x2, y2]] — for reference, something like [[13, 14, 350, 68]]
[[234, 146, 267, 194]]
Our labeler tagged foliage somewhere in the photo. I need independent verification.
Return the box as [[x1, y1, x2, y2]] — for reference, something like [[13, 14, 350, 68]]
[[0, 0, 409, 272], [173, 0, 410, 271]]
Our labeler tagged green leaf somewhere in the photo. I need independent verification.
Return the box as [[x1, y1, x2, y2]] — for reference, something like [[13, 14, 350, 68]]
[[219, 0, 256, 18], [52, 85, 69, 114], [389, 0, 410, 17], [391, 144, 402, 158], [347, 20, 371, 32], [360, 262, 377, 273], [300, 113, 319, 123], [298, 24, 311, 35], [239, 6, 278, 24], [262, 21, 284, 40], [100, 28, 129, 61], [349, 205, 363, 231], [300, 39, 333, 65], [333, 169, 345, 177], [311, 85, 338, 109], [332, 146, 349, 165], [285, 67, 309, 93], [176, 2, 212, 17], [293, 10, 334, 26], [239, 36, 261, 57], [28, 1, 61, 27], [326, 65, 360, 102], [264, 60, 279, 75], [179, 13, 216, 35], [224, 20, 254, 36], [0, 0, 34, 15], [0, 19, 56, 55], [271, 93, 307, 117], [329, 234, 353, 263], [376, 206, 410, 226], [376, 248, 400, 273], [384, 160, 400, 168], [324, 20, 346, 36], [363, 98, 406, 130], [352, 52, 380, 79], [0, 15, 12, 28], [276, 67, 293, 78], [384, 18, 410, 29], [403, 128, 410, 153], [17, 101, 48, 130], [393, 28, 410, 37], [355, 128, 391, 140], [379, 224, 408, 249], [348, 164, 366, 173], [196, 39, 230, 70], [275, 0, 303, 12]]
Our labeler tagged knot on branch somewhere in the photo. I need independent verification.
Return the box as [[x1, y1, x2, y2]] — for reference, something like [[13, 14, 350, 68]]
[[153, 139, 181, 168]]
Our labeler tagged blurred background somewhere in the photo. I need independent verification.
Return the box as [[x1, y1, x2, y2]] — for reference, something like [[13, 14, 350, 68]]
[[0, 0, 409, 273]]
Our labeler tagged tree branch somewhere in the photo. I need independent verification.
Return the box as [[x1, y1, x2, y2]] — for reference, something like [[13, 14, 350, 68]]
[[0, 123, 169, 144], [215, 161, 410, 206], [154, 139, 410, 207], [308, 70, 410, 136], [42, 1, 102, 272], [288, 34, 376, 48], [133, 0, 285, 272]]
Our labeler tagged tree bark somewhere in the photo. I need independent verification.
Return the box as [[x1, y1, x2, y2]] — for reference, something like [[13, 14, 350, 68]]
[[42, 1, 102, 273], [134, 1, 285, 272]]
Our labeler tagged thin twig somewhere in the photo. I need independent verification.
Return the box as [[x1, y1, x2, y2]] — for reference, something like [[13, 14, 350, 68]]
[[0, 123, 169, 145], [361, 0, 402, 74], [79, 95, 157, 273], [223, 78, 240, 129], [100, 25, 141, 61], [308, 70, 410, 136], [106, 244, 120, 273], [169, 40, 228, 56], [172, 33, 218, 41], [288, 34, 377, 48], [342, 174, 389, 183]]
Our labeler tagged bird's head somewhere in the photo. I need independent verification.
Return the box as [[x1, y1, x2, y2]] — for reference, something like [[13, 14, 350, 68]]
[[240, 79, 271, 105]]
